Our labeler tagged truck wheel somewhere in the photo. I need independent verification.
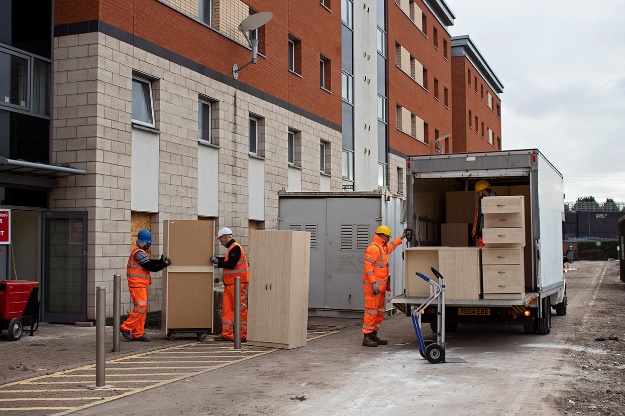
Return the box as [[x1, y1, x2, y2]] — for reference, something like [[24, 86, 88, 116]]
[[424, 343, 445, 364], [166, 331, 176, 340], [554, 295, 568, 316], [197, 333, 207, 341], [8, 318, 23, 341], [523, 320, 535, 334], [535, 298, 552, 335]]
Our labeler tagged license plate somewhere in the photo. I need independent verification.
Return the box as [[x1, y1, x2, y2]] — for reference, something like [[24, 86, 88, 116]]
[[458, 308, 490, 316]]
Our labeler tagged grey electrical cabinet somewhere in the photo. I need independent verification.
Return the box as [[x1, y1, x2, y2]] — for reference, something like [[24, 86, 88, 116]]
[[278, 192, 406, 317]]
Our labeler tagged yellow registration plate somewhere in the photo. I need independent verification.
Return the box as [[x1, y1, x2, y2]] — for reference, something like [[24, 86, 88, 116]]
[[458, 308, 490, 316]]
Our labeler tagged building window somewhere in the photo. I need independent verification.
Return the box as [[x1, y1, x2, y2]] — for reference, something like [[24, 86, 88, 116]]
[[288, 34, 301, 74], [443, 38, 448, 59], [132, 76, 155, 128], [199, 0, 211, 26], [497, 103, 501, 117], [474, 77, 478, 93], [341, 0, 353, 28], [378, 162, 387, 188], [424, 122, 429, 144], [481, 122, 485, 138], [397, 167, 404, 194], [321, 0, 331, 10], [342, 148, 354, 181], [377, 94, 387, 122], [198, 98, 216, 144], [249, 115, 264, 156], [468, 69, 471, 86], [433, 26, 438, 49], [434, 78, 439, 100], [422, 67, 428, 89], [421, 13, 427, 35], [320, 55, 331, 91], [342, 70, 353, 104], [481, 84, 484, 100], [469, 110, 472, 127], [377, 27, 386, 57], [444, 86, 449, 108], [288, 129, 301, 166], [0, 50, 28, 110], [488, 127, 493, 145], [320, 141, 330, 173], [487, 91, 493, 109], [475, 116, 478, 132]]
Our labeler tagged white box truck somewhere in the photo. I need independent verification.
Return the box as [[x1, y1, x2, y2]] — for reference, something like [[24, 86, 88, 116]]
[[395, 149, 567, 334]]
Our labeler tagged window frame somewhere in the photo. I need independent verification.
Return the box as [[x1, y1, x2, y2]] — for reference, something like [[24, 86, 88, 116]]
[[342, 70, 354, 104], [131, 75, 156, 128], [320, 140, 330, 174], [198, 98, 214, 144], [288, 129, 301, 167], [249, 116, 259, 155], [199, 0, 212, 26], [288, 34, 301, 75], [320, 54, 331, 91], [341, 0, 353, 28]]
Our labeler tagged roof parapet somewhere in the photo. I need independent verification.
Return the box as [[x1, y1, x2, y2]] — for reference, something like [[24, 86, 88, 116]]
[[451, 35, 504, 95]]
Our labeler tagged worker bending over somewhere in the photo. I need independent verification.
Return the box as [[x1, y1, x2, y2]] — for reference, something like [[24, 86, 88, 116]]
[[472, 180, 497, 247], [362, 225, 408, 347], [121, 229, 171, 342], [211, 227, 249, 342]]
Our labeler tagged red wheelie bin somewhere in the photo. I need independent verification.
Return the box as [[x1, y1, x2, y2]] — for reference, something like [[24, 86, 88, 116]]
[[0, 281, 40, 340]]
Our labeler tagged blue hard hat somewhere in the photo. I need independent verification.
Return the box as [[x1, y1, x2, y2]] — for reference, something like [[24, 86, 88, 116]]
[[137, 229, 153, 243]]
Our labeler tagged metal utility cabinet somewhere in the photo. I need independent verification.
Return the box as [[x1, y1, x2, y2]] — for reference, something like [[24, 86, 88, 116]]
[[397, 149, 567, 334], [278, 191, 406, 317]]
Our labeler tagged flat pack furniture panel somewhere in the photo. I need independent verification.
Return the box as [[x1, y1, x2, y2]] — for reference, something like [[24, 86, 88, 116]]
[[482, 227, 525, 247], [247, 230, 310, 349], [483, 212, 524, 229], [509, 185, 533, 288], [481, 196, 524, 214], [441, 223, 472, 247], [481, 247, 525, 300], [404, 247, 481, 300], [162, 220, 214, 336], [445, 191, 477, 224]]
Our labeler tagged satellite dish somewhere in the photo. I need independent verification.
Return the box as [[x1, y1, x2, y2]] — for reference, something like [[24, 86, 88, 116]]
[[239, 12, 273, 33], [233, 12, 273, 79]]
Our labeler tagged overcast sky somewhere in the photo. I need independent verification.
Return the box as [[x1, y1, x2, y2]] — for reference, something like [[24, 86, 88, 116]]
[[446, 0, 625, 203]]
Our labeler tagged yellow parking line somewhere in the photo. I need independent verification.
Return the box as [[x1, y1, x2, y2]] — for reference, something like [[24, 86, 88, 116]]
[[0, 388, 133, 393], [0, 407, 73, 411], [0, 397, 102, 401]]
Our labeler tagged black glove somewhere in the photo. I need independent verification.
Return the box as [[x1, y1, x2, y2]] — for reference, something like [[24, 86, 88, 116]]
[[372, 282, 379, 295], [163, 257, 171, 266], [210, 256, 218, 264]]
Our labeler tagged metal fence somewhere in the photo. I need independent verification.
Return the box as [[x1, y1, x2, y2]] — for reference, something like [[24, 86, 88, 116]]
[[565, 201, 625, 212]]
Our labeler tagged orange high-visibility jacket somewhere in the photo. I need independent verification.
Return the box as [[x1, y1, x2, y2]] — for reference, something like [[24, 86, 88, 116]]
[[223, 242, 249, 285], [363, 234, 402, 284], [126, 246, 152, 288]]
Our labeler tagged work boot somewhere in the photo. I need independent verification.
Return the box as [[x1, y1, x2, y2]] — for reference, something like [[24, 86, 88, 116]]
[[213, 335, 233, 342], [362, 333, 378, 347], [133, 335, 150, 342], [120, 330, 132, 341], [370, 331, 388, 345]]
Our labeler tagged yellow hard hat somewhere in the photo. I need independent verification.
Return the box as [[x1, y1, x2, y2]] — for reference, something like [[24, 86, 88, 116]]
[[375, 225, 392, 237], [475, 180, 491, 193]]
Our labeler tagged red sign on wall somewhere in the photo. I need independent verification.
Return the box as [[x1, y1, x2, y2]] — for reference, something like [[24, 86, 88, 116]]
[[0, 209, 11, 244]]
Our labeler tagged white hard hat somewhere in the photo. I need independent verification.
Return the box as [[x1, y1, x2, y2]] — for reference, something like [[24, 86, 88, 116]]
[[217, 227, 233, 238]]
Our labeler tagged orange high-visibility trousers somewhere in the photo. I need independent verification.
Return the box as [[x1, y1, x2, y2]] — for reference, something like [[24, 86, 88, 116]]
[[121, 287, 149, 338], [362, 283, 387, 334], [221, 283, 247, 340]]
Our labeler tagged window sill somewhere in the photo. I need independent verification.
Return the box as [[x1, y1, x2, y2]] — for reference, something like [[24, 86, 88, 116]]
[[289, 70, 303, 78], [321, 3, 331, 12], [198, 140, 219, 149], [320, 171, 331, 177], [320, 87, 332, 94], [289, 163, 302, 170], [132, 123, 160, 134], [249, 153, 265, 161]]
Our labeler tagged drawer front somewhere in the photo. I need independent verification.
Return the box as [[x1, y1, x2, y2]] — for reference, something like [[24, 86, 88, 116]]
[[482, 228, 525, 246], [481, 196, 523, 214], [481, 248, 523, 265], [484, 212, 524, 228], [483, 265, 524, 293], [483, 292, 525, 300]]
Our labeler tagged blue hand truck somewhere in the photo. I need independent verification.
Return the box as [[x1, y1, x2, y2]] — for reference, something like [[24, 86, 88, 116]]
[[411, 267, 446, 364]]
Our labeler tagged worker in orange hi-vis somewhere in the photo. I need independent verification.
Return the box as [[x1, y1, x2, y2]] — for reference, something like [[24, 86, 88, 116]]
[[472, 180, 497, 248], [211, 227, 249, 342], [362, 225, 408, 347], [121, 229, 171, 342]]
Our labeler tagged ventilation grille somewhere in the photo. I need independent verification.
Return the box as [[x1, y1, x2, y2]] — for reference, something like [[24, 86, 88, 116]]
[[289, 224, 317, 251], [340, 224, 370, 251]]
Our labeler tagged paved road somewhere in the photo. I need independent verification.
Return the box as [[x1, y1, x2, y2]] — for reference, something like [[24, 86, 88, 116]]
[[1, 262, 612, 415]]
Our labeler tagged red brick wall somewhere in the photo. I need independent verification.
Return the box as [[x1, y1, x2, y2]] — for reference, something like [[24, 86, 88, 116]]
[[387, 0, 452, 157], [451, 55, 502, 152], [55, 0, 342, 126]]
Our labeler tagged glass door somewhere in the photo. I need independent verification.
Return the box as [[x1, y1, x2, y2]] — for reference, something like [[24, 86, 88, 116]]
[[43, 212, 87, 322]]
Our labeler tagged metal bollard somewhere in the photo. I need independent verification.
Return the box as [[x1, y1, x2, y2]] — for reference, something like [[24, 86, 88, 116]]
[[89, 286, 112, 389], [234, 276, 241, 349], [112, 274, 121, 352]]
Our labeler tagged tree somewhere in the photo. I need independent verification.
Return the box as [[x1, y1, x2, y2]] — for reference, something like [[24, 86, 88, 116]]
[[603, 198, 618, 211], [573, 196, 600, 211]]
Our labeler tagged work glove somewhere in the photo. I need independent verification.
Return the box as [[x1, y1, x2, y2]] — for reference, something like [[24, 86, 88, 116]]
[[386, 278, 391, 293], [401, 228, 410, 239], [210, 256, 218, 264], [163, 257, 171, 266], [372, 282, 379, 295]]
